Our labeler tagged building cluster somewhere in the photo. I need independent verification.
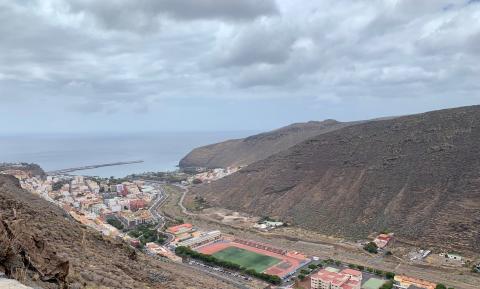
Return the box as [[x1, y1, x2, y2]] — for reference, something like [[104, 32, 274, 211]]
[[145, 242, 182, 262], [393, 275, 437, 289], [16, 173, 157, 236], [190, 167, 240, 183], [373, 233, 394, 249], [311, 268, 362, 289], [167, 223, 222, 249], [253, 220, 284, 231]]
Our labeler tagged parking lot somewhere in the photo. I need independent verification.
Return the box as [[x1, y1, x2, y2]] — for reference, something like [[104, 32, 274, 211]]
[[187, 260, 253, 283]]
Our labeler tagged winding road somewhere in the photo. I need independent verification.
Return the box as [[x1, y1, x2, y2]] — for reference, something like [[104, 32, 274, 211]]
[[147, 183, 175, 245], [145, 182, 253, 289]]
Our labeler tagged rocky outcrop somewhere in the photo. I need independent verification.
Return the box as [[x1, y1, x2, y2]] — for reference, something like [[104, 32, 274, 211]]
[[0, 217, 69, 285], [193, 105, 480, 253], [0, 175, 236, 289], [179, 120, 357, 169]]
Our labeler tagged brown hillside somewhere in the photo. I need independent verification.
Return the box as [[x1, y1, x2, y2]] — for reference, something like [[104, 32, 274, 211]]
[[0, 175, 235, 289], [193, 105, 480, 253], [179, 120, 356, 169]]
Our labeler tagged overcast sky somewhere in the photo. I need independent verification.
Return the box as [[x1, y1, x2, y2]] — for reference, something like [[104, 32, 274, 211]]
[[1, 0, 479, 133]]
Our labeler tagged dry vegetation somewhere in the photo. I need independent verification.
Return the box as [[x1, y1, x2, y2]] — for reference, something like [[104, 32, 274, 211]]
[[194, 105, 480, 254], [0, 175, 236, 289]]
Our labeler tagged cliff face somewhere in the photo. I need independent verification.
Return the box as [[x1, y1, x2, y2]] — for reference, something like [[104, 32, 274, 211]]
[[179, 120, 356, 169], [0, 175, 234, 289], [193, 105, 480, 253]]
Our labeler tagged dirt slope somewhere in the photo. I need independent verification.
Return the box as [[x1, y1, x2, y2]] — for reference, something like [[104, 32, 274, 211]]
[[0, 175, 236, 289], [179, 120, 356, 169], [193, 105, 480, 253]]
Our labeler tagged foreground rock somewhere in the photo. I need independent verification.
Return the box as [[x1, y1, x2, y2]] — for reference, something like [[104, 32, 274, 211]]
[[0, 175, 236, 289]]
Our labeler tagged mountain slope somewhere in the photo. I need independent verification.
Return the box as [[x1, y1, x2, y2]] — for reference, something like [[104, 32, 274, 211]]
[[0, 175, 235, 289], [179, 120, 356, 169], [193, 105, 480, 252]]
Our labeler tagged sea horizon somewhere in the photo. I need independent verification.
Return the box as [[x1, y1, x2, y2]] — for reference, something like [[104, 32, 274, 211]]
[[0, 131, 256, 178]]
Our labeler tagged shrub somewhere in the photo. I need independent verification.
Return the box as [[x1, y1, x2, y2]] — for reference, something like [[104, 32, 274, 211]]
[[364, 242, 378, 254]]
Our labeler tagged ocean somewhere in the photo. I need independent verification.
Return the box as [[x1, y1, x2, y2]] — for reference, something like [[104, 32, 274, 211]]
[[0, 131, 253, 177]]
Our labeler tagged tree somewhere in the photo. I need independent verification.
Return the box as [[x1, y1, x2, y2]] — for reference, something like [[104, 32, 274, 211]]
[[52, 180, 68, 191], [380, 281, 394, 289], [435, 284, 447, 289], [298, 274, 306, 281], [106, 218, 124, 230], [385, 272, 395, 279], [364, 242, 378, 254], [308, 264, 317, 270]]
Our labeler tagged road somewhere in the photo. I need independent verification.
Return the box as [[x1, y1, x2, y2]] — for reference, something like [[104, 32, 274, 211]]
[[176, 184, 193, 216], [145, 182, 254, 289], [147, 183, 175, 245]]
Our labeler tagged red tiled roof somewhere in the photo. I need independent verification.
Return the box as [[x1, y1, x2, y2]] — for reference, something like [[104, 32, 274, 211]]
[[312, 269, 361, 289], [341, 268, 362, 277]]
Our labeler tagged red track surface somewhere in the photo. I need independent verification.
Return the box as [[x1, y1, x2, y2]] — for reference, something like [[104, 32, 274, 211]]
[[197, 240, 309, 278]]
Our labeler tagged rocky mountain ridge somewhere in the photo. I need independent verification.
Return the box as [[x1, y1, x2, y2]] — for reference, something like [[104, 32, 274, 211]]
[[192, 105, 480, 253], [179, 119, 357, 169]]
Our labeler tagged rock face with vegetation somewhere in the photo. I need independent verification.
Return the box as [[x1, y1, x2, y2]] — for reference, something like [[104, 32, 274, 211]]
[[193, 105, 480, 253], [0, 175, 235, 289], [0, 163, 45, 178], [179, 120, 356, 169]]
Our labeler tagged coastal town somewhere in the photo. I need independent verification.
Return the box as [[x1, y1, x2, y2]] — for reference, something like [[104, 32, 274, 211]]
[[0, 163, 477, 289]]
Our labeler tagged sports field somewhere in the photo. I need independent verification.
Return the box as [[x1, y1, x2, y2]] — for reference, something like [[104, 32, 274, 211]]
[[212, 246, 281, 272]]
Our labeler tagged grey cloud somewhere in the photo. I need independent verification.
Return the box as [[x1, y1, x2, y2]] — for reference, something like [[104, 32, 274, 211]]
[[151, 0, 278, 21], [217, 20, 297, 67], [1, 0, 480, 119], [67, 0, 278, 32], [219, 0, 480, 95]]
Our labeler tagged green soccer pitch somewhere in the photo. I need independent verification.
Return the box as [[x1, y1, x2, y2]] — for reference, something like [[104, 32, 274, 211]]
[[212, 246, 281, 273]]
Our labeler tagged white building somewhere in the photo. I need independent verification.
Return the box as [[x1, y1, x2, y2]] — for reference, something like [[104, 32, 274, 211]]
[[177, 230, 222, 248]]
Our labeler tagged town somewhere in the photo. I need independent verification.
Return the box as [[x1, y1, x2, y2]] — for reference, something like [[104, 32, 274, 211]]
[[1, 164, 476, 289]]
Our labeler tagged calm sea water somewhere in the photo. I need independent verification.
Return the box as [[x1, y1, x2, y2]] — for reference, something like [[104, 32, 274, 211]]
[[0, 131, 252, 177]]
